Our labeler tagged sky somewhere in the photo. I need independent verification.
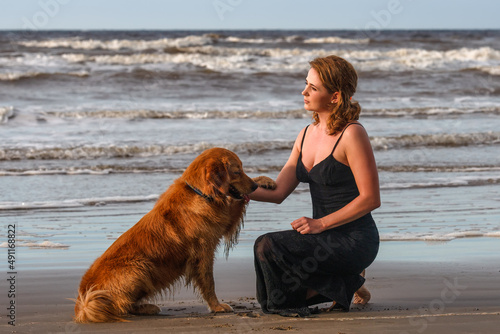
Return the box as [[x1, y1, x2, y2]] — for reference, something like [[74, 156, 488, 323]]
[[1, 0, 499, 31]]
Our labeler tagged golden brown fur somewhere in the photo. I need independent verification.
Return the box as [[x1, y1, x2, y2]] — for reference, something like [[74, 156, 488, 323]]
[[73, 148, 276, 323]]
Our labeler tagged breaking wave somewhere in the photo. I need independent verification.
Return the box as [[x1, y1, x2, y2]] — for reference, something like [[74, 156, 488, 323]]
[[0, 70, 90, 82], [371, 131, 500, 150], [2, 105, 498, 130], [43, 109, 310, 120], [39, 106, 500, 120], [1, 132, 499, 161], [5, 44, 500, 75], [0, 141, 293, 161], [55, 46, 500, 72], [0, 194, 159, 211], [0, 106, 15, 123], [17, 34, 371, 51], [0, 240, 70, 249]]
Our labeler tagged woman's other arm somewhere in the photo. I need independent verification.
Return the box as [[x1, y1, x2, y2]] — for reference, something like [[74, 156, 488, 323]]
[[292, 124, 380, 234]]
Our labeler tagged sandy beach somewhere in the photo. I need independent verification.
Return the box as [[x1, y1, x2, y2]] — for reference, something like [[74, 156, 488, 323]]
[[3, 241, 499, 334]]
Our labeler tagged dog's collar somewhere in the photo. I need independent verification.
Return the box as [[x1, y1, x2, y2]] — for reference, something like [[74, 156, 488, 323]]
[[185, 182, 214, 202]]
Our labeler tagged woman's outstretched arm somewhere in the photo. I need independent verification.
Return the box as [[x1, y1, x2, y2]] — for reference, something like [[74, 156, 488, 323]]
[[249, 127, 305, 204]]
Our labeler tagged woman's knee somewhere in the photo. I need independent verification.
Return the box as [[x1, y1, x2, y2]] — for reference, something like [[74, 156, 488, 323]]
[[254, 234, 272, 261]]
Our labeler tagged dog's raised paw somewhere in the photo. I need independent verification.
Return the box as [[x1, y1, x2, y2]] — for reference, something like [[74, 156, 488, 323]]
[[252, 176, 277, 190]]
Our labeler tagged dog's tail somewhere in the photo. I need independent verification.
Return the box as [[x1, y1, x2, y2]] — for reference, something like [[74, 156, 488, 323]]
[[73, 286, 127, 323]]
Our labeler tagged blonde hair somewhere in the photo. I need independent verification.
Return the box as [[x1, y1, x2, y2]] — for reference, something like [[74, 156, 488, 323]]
[[309, 55, 361, 135]]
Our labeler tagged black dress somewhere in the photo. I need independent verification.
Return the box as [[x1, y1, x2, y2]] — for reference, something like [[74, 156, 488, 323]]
[[254, 123, 379, 313]]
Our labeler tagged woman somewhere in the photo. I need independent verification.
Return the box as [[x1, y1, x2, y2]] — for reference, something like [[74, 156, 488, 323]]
[[250, 55, 380, 317]]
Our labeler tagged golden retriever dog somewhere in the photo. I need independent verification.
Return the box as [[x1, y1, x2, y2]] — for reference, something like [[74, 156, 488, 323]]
[[73, 147, 276, 323]]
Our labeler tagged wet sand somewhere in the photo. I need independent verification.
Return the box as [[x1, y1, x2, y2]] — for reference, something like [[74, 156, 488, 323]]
[[3, 248, 499, 334]]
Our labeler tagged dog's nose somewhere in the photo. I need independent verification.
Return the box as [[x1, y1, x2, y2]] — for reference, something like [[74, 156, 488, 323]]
[[251, 182, 258, 192]]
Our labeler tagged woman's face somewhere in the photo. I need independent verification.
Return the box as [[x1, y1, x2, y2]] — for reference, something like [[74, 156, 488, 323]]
[[302, 68, 337, 113]]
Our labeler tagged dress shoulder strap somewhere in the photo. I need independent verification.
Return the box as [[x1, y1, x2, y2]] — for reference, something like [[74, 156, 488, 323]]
[[300, 125, 310, 151], [331, 122, 363, 154]]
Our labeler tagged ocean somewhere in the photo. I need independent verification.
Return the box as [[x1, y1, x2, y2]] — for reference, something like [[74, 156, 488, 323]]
[[0, 30, 499, 270]]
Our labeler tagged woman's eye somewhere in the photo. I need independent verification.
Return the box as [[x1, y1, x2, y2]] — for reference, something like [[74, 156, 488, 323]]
[[305, 81, 317, 91]]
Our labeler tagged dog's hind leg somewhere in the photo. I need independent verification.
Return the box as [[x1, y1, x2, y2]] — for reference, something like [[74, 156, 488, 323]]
[[130, 303, 161, 316]]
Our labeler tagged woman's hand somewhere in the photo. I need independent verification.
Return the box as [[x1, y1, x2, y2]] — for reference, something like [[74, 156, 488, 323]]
[[291, 216, 325, 234]]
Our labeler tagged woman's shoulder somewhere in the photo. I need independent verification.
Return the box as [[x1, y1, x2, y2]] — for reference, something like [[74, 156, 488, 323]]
[[344, 121, 367, 135], [342, 121, 372, 148], [291, 124, 311, 153]]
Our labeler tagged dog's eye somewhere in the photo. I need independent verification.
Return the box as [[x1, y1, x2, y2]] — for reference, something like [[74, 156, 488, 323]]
[[233, 171, 241, 175]]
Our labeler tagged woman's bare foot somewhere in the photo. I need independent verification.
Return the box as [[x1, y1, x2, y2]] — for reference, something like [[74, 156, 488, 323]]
[[321, 301, 337, 312], [353, 285, 371, 305], [353, 269, 371, 305]]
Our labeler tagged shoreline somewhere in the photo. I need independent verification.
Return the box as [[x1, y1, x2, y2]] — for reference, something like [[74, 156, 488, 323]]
[[2, 241, 500, 333]]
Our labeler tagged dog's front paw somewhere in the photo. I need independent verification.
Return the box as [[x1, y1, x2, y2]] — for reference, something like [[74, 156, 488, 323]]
[[253, 176, 277, 190], [211, 302, 234, 313]]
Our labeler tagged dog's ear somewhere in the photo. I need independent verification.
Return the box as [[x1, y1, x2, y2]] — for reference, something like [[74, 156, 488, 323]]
[[203, 158, 229, 199]]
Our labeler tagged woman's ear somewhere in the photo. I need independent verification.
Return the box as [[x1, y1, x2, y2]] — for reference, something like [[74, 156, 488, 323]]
[[330, 91, 340, 104]]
